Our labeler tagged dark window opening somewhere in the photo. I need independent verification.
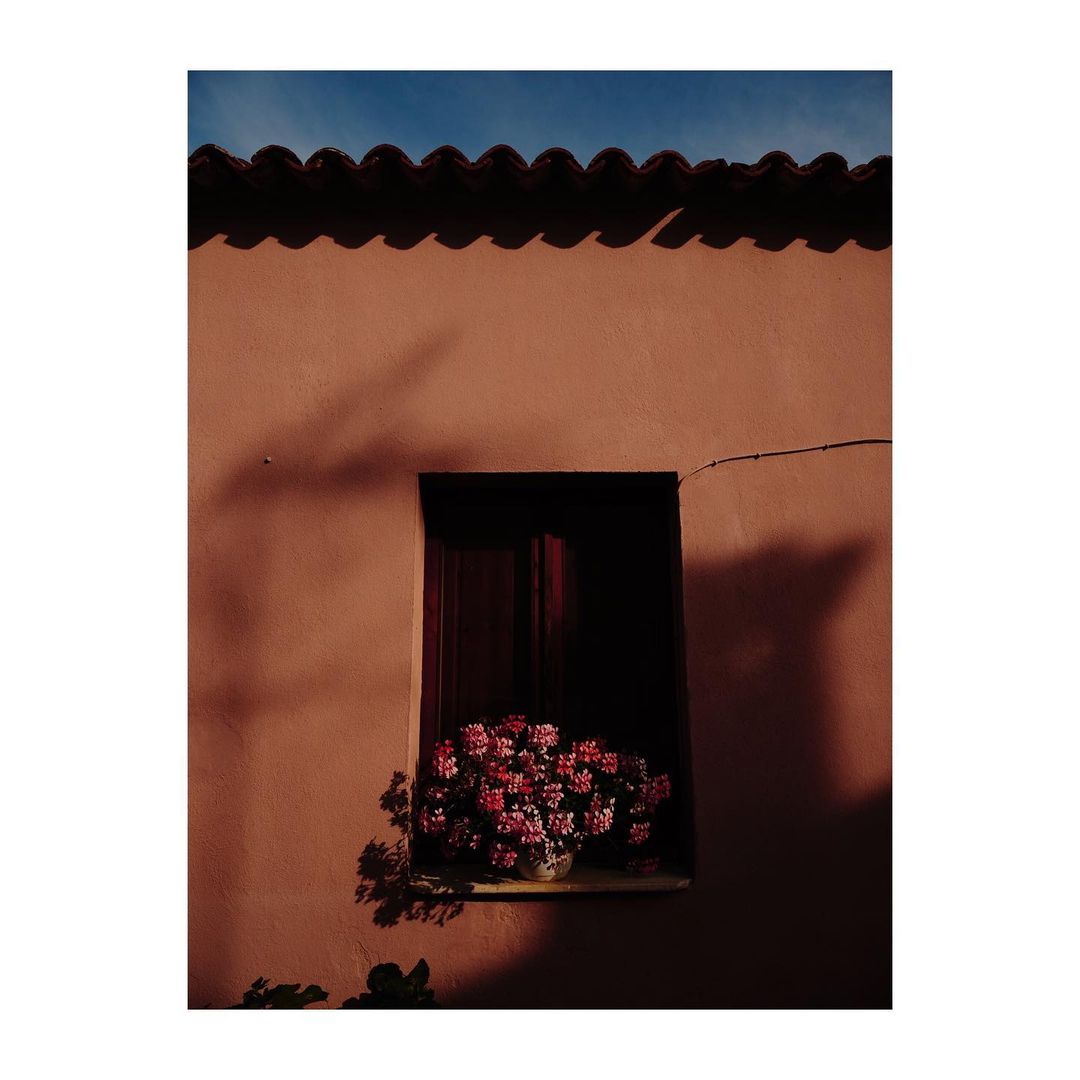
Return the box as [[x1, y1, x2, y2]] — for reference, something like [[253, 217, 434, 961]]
[[417, 473, 692, 868]]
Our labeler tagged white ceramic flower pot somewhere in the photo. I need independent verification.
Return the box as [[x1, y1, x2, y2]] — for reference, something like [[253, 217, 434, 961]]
[[516, 849, 574, 882]]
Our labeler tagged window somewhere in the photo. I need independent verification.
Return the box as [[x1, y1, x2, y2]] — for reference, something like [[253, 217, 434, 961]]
[[415, 473, 692, 888]]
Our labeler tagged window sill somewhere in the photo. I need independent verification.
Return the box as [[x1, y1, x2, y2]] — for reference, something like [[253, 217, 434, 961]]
[[408, 863, 692, 896]]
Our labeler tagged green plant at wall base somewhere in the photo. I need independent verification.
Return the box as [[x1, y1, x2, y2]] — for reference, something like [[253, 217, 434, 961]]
[[341, 960, 436, 1008], [226, 960, 437, 1008], [228, 977, 330, 1009]]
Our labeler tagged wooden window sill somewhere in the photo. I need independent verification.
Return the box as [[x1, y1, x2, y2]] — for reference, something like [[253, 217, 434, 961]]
[[408, 863, 692, 896]]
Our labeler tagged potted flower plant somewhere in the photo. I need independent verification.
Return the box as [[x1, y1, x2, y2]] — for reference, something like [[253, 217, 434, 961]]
[[416, 716, 672, 881]]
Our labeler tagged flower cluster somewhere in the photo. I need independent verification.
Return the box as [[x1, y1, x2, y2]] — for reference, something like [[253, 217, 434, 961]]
[[527, 724, 560, 750], [431, 740, 458, 780], [584, 798, 614, 835], [416, 717, 672, 874]]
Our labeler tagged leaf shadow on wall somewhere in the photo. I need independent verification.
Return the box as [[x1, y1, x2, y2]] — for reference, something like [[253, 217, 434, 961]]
[[353, 771, 466, 928], [189, 195, 891, 255], [439, 540, 891, 1009]]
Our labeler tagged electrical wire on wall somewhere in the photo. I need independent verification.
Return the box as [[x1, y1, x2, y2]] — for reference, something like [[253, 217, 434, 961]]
[[678, 438, 892, 488]]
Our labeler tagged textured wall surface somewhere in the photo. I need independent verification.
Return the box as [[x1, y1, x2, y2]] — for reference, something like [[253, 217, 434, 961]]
[[189, 213, 891, 1008]]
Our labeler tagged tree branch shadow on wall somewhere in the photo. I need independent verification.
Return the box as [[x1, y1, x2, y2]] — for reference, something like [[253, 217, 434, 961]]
[[439, 539, 891, 1009], [189, 196, 890, 254], [189, 332, 483, 1006], [191, 331, 461, 728]]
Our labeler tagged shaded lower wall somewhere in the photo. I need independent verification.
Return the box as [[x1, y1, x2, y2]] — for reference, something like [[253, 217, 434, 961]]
[[189, 210, 891, 1008]]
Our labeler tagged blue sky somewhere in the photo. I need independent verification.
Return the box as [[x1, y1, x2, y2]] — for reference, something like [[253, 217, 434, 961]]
[[189, 71, 891, 167]]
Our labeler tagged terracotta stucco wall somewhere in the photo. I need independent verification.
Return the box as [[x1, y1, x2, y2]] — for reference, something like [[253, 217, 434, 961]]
[[189, 216, 891, 1007]]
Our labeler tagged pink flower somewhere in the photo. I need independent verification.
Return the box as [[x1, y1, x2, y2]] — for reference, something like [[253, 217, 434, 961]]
[[520, 818, 546, 846], [600, 752, 619, 774], [489, 841, 517, 868], [627, 855, 660, 875], [541, 782, 564, 807], [584, 799, 614, 835], [619, 753, 647, 780], [495, 809, 525, 835], [431, 741, 458, 779], [497, 717, 527, 737], [461, 722, 490, 757], [476, 786, 504, 813], [642, 774, 672, 808], [555, 752, 576, 776], [505, 771, 532, 795], [527, 723, 560, 750], [484, 758, 511, 782], [418, 806, 446, 835], [573, 739, 604, 764], [548, 810, 575, 836], [570, 769, 593, 794], [489, 735, 515, 759], [628, 821, 651, 845]]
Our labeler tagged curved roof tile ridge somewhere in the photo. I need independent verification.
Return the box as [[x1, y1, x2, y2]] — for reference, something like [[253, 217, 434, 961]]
[[637, 149, 711, 172], [248, 145, 307, 169], [189, 144, 891, 202], [305, 147, 361, 169], [190, 144, 888, 174], [472, 144, 532, 169], [584, 147, 639, 170]]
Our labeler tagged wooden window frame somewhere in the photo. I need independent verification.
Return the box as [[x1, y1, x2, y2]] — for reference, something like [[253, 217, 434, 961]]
[[413, 472, 695, 895]]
